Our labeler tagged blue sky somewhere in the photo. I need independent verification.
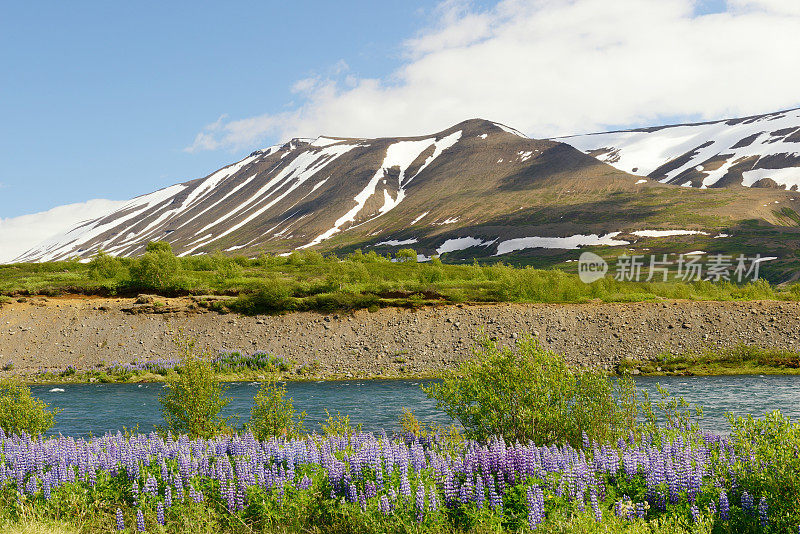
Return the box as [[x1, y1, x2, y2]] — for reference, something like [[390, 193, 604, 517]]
[[2, 0, 798, 219], [0, 1, 461, 217]]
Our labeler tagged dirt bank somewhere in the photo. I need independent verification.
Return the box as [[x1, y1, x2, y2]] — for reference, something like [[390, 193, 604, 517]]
[[1, 296, 799, 378]]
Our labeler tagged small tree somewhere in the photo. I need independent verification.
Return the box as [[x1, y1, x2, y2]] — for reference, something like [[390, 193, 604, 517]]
[[248, 381, 306, 439], [158, 337, 231, 438], [0, 379, 59, 436], [395, 248, 418, 263], [88, 250, 123, 280], [424, 336, 632, 446], [129, 241, 181, 290]]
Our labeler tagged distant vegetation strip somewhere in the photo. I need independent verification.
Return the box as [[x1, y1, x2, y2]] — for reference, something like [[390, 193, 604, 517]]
[[1, 242, 799, 315], [22, 351, 302, 385], [619, 345, 800, 376], [15, 345, 800, 385]]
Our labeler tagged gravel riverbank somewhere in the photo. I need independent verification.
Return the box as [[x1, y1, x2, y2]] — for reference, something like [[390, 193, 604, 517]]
[[1, 296, 799, 379]]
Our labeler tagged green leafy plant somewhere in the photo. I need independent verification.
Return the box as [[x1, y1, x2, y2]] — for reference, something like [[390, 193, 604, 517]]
[[158, 337, 232, 439], [129, 241, 181, 291], [0, 379, 59, 436], [248, 380, 306, 439], [395, 248, 418, 263], [87, 250, 124, 280], [319, 410, 361, 437], [228, 278, 293, 315], [424, 335, 636, 446], [726, 410, 800, 533]]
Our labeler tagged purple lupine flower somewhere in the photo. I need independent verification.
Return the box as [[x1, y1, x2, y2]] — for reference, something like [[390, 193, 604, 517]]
[[136, 509, 145, 532], [115, 509, 124, 531], [488, 478, 502, 511], [156, 503, 165, 526], [742, 491, 753, 514], [164, 486, 172, 508], [379, 494, 391, 515], [474, 476, 485, 509], [415, 482, 426, 522], [526, 485, 545, 530], [400, 471, 412, 497], [297, 475, 312, 491], [428, 485, 438, 512], [590, 491, 601, 522], [719, 491, 729, 520], [144, 474, 158, 496], [690, 504, 700, 523], [758, 497, 768, 527]]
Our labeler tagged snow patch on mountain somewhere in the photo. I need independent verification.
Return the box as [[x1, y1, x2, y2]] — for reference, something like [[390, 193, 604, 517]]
[[375, 238, 418, 247], [0, 199, 126, 263], [16, 184, 187, 262], [741, 167, 800, 189], [302, 132, 462, 249], [436, 237, 493, 255], [562, 108, 800, 188], [494, 233, 629, 255], [493, 122, 527, 138], [631, 230, 709, 237]]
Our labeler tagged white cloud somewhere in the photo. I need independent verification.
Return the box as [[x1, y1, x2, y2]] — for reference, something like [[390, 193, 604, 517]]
[[0, 199, 125, 263], [187, 0, 800, 150]]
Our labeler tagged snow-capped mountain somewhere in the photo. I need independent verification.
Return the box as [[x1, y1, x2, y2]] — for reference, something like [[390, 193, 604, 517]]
[[14, 119, 641, 262], [0, 199, 127, 264], [11, 116, 800, 272], [561, 108, 800, 189]]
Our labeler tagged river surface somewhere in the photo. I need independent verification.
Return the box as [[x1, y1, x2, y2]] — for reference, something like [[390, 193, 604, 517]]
[[30, 375, 800, 438]]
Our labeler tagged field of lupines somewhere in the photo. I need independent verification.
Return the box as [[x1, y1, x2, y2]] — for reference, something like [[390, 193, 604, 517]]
[[1, 421, 797, 533]]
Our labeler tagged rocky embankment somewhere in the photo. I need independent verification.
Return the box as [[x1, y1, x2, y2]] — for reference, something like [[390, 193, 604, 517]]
[[1, 295, 799, 378]]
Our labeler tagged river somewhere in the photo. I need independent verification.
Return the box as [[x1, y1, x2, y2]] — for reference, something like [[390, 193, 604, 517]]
[[30, 375, 800, 438]]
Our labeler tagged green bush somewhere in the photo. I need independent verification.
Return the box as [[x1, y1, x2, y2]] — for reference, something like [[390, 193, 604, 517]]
[[320, 410, 361, 437], [424, 336, 635, 446], [158, 339, 232, 439], [228, 279, 293, 314], [0, 379, 59, 436], [129, 241, 181, 290], [87, 250, 123, 280], [212, 254, 242, 285], [248, 381, 306, 439], [727, 411, 800, 532], [395, 248, 418, 263]]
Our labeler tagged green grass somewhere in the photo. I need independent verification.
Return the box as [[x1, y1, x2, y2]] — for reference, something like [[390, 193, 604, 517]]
[[2, 249, 800, 315], [618, 345, 800, 376]]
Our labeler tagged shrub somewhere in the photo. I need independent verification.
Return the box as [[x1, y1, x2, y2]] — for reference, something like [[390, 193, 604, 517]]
[[228, 279, 293, 314], [320, 410, 361, 437], [248, 381, 306, 439], [0, 379, 59, 436], [129, 241, 181, 291], [212, 254, 242, 284], [424, 336, 635, 446], [395, 248, 417, 263], [158, 338, 232, 439], [88, 250, 123, 280], [726, 411, 800, 532]]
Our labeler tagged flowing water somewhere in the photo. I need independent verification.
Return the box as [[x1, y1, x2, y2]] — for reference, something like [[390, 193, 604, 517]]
[[30, 375, 800, 438]]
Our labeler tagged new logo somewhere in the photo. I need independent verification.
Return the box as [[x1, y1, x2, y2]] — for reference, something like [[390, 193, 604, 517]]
[[578, 252, 608, 283]]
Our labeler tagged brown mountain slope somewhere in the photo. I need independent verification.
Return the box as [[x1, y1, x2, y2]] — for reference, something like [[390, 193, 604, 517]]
[[16, 119, 800, 277]]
